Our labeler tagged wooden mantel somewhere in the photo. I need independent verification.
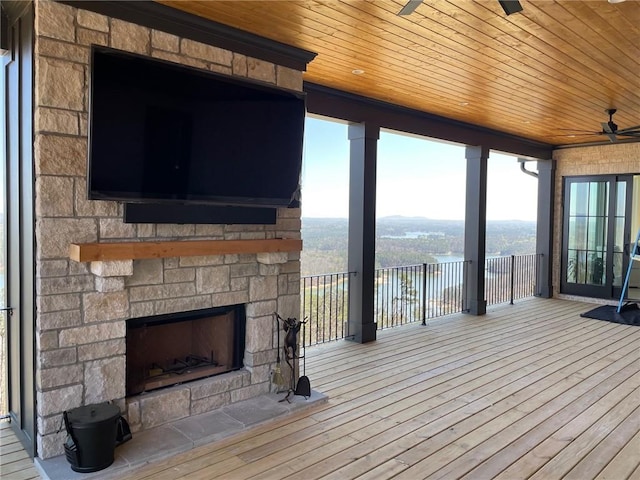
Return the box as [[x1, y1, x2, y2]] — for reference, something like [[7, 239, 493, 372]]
[[69, 238, 302, 262]]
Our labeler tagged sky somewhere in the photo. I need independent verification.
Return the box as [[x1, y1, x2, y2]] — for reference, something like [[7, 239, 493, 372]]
[[301, 116, 538, 221]]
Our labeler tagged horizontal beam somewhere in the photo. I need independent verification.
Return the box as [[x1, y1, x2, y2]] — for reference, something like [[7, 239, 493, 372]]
[[305, 83, 553, 160], [70, 238, 302, 262], [56, 1, 317, 71]]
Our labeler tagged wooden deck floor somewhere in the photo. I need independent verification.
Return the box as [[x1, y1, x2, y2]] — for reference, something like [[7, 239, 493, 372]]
[[0, 421, 40, 480], [123, 297, 640, 480], [2, 297, 640, 479]]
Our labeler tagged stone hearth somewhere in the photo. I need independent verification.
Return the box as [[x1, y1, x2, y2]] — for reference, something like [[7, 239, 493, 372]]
[[36, 390, 327, 480]]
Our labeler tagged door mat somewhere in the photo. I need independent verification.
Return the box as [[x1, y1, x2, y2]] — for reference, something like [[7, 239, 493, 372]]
[[580, 302, 640, 326]]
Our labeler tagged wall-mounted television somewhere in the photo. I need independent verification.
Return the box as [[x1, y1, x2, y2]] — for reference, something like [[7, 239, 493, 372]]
[[88, 46, 305, 209]]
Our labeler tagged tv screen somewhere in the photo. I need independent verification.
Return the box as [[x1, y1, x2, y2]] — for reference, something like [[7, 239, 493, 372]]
[[88, 47, 305, 208]]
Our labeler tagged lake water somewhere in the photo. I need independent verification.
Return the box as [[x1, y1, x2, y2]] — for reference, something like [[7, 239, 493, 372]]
[[381, 231, 446, 239], [432, 254, 464, 264]]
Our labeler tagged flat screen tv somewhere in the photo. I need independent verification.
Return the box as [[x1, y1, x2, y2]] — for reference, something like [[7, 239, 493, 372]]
[[88, 46, 305, 208]]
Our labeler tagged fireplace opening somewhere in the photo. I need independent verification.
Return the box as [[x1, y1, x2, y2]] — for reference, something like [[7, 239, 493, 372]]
[[126, 305, 246, 396]]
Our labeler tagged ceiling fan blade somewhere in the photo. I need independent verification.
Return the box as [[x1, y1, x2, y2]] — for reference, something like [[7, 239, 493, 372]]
[[556, 129, 602, 134], [557, 109, 638, 143], [601, 122, 614, 134], [599, 121, 619, 142], [616, 125, 640, 134], [400, 0, 521, 16], [498, 0, 523, 15], [398, 0, 423, 15]]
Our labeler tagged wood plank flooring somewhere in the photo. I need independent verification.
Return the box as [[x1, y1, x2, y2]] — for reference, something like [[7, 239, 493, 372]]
[[0, 422, 40, 480], [123, 297, 640, 480], [1, 298, 638, 479]]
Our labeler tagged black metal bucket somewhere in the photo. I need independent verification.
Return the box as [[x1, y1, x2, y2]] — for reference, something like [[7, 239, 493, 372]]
[[63, 403, 121, 473]]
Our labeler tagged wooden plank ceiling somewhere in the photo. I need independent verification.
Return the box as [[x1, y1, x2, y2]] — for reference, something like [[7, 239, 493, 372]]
[[159, 0, 640, 147]]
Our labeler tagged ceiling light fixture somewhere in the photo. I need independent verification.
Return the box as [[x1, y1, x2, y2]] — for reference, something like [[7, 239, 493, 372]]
[[352, 69, 365, 75], [608, 0, 626, 3]]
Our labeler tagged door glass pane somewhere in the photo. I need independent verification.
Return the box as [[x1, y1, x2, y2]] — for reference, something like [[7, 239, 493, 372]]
[[566, 251, 576, 283], [587, 251, 605, 285], [0, 173, 5, 416], [613, 251, 624, 287], [613, 181, 628, 288], [587, 216, 607, 251], [0, 53, 6, 416], [570, 183, 588, 216], [575, 250, 587, 284], [566, 180, 609, 287], [616, 182, 626, 216], [614, 217, 625, 251], [568, 217, 588, 249], [588, 182, 608, 216], [566, 249, 588, 284]]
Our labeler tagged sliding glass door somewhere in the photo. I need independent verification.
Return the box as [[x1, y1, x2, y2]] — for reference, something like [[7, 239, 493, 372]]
[[561, 175, 633, 299]]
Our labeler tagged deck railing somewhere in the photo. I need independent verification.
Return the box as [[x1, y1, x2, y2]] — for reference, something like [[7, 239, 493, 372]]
[[301, 254, 541, 346], [485, 253, 541, 306], [375, 260, 469, 330], [301, 272, 352, 346]]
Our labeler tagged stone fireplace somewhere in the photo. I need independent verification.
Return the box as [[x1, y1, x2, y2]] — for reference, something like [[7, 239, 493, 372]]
[[33, 1, 306, 459], [125, 304, 246, 396]]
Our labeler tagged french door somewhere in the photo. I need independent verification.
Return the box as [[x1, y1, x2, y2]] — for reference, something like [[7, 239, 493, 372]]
[[3, 4, 36, 456], [561, 175, 633, 299]]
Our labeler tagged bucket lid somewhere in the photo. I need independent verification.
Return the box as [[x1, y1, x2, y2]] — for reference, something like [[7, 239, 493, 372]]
[[65, 403, 120, 427]]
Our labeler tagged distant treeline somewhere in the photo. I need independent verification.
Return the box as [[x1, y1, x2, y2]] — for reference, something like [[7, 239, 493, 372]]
[[301, 216, 536, 276]]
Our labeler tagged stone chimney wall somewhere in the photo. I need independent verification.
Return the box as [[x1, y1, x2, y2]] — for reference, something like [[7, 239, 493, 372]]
[[33, 0, 302, 459]]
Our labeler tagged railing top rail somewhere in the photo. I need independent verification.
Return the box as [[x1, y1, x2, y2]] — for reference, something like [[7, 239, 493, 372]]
[[376, 264, 425, 270], [375, 259, 470, 270], [303, 254, 538, 279], [302, 271, 356, 279]]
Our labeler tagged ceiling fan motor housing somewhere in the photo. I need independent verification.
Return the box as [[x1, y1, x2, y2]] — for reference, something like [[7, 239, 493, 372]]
[[606, 108, 618, 133]]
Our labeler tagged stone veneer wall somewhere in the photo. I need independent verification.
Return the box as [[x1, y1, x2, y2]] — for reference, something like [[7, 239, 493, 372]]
[[551, 142, 640, 298], [33, 0, 303, 459]]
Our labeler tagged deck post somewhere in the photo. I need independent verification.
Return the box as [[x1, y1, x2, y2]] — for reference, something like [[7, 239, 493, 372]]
[[347, 122, 379, 343], [421, 263, 427, 325], [464, 145, 488, 315], [534, 159, 555, 298]]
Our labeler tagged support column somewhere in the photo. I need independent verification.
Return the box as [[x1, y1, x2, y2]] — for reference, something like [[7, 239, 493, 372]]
[[464, 145, 489, 315], [347, 122, 379, 343], [534, 159, 555, 298]]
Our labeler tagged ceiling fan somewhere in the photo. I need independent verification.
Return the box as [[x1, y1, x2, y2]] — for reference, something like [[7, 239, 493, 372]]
[[598, 109, 640, 142], [398, 0, 523, 16], [559, 109, 640, 143]]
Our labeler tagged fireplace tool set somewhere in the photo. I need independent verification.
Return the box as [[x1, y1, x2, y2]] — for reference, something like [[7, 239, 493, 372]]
[[274, 313, 311, 402]]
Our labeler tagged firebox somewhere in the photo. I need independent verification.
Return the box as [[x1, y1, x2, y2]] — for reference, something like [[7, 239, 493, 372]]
[[126, 305, 246, 396]]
